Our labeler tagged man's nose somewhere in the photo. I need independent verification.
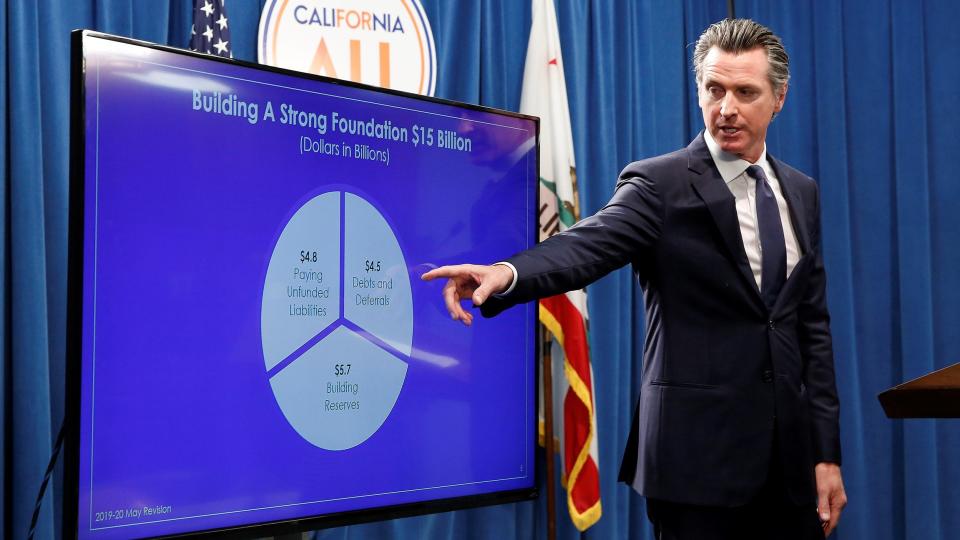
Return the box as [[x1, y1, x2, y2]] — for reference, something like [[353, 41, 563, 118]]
[[719, 94, 738, 117]]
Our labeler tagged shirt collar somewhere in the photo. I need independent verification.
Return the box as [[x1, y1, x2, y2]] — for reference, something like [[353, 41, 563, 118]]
[[703, 130, 769, 185]]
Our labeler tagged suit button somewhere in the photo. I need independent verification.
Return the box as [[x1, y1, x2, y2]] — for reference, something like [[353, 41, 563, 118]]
[[762, 369, 774, 383], [767, 320, 776, 331]]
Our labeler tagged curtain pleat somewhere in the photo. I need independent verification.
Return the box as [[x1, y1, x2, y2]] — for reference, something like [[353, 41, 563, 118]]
[[8, 0, 56, 538], [890, 3, 941, 539]]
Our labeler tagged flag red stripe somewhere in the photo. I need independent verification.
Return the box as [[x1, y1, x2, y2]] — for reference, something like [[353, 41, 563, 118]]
[[540, 293, 599, 523], [571, 448, 601, 511], [541, 294, 591, 390]]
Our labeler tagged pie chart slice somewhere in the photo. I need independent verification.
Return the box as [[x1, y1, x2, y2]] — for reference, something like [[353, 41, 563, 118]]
[[261, 192, 340, 371], [269, 325, 408, 450], [343, 193, 413, 356]]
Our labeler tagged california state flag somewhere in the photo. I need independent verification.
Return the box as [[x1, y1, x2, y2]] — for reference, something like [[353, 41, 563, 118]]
[[520, 0, 601, 531]]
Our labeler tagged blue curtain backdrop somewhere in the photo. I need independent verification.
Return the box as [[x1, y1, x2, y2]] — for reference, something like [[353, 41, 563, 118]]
[[2, 1, 959, 539]]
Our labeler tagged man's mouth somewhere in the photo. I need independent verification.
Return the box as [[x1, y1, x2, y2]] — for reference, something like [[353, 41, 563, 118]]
[[720, 127, 740, 135]]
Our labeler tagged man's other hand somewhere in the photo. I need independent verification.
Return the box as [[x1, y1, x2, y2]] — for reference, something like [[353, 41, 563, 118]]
[[815, 462, 847, 537], [420, 264, 513, 326]]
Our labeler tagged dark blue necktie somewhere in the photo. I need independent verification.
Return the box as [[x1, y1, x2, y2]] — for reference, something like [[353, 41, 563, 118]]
[[747, 165, 786, 309]]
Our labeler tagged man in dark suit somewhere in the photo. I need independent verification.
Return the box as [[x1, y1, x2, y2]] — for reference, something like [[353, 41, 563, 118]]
[[423, 19, 846, 539]]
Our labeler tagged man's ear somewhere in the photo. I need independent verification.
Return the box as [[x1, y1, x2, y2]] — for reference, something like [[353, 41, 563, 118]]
[[774, 82, 788, 115]]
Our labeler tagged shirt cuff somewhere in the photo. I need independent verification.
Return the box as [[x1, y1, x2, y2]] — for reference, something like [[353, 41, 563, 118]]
[[492, 261, 518, 296]]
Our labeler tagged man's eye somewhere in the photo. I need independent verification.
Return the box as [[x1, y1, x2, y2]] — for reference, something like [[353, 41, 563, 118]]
[[708, 86, 724, 99], [738, 88, 757, 98]]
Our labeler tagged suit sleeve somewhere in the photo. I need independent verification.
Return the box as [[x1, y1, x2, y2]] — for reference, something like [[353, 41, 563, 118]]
[[481, 169, 663, 317], [798, 182, 842, 465]]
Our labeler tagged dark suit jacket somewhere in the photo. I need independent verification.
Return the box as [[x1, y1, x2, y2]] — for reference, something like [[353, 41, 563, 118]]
[[482, 134, 841, 507]]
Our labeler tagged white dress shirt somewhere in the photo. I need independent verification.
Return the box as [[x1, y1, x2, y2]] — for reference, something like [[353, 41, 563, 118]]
[[703, 130, 800, 289]]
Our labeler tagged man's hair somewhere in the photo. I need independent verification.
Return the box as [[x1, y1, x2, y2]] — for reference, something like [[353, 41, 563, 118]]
[[693, 18, 790, 95]]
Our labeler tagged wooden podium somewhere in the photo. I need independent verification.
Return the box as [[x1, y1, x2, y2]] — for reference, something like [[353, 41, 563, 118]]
[[878, 362, 960, 418]]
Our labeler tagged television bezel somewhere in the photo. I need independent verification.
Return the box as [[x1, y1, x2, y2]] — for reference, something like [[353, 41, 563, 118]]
[[65, 29, 540, 540]]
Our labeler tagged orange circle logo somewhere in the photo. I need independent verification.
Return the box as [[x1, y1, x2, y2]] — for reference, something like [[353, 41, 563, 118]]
[[258, 0, 437, 96]]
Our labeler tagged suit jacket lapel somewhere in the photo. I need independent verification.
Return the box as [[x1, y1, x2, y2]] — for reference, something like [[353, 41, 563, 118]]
[[767, 155, 811, 255], [686, 135, 764, 309], [767, 154, 813, 314]]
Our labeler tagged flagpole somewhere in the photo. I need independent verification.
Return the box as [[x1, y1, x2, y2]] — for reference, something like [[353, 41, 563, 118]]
[[540, 325, 558, 540]]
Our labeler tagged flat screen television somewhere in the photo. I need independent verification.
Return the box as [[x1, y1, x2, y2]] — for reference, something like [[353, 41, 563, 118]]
[[65, 30, 538, 539]]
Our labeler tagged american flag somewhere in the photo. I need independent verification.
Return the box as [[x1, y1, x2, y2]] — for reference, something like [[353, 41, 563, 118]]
[[190, 0, 232, 58]]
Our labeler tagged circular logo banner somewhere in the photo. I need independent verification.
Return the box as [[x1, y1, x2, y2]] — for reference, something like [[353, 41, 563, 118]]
[[258, 0, 437, 96]]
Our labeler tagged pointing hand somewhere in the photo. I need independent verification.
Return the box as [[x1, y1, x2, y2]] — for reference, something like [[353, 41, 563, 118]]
[[420, 264, 514, 326]]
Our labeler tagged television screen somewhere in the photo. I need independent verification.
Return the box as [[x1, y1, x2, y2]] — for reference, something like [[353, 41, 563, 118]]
[[66, 31, 537, 539]]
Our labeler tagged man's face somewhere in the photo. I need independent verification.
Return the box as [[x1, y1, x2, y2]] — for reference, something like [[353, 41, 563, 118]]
[[698, 46, 786, 163]]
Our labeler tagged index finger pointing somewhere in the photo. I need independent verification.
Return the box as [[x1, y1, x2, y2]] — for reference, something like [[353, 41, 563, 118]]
[[421, 265, 468, 281]]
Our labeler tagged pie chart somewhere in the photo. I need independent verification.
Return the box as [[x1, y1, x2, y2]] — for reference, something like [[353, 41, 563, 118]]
[[260, 191, 413, 450]]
